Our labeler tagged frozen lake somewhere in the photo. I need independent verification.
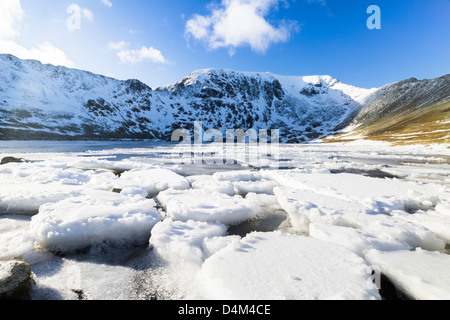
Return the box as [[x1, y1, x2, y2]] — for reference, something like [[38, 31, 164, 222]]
[[0, 140, 449, 300]]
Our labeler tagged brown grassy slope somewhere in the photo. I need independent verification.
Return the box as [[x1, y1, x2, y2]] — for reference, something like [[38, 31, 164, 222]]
[[323, 101, 450, 146]]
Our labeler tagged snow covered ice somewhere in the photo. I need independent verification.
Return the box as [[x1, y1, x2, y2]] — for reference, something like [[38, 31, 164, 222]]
[[0, 140, 449, 300], [30, 190, 162, 253], [200, 231, 380, 300], [149, 219, 229, 266], [366, 249, 450, 300], [157, 188, 266, 225]]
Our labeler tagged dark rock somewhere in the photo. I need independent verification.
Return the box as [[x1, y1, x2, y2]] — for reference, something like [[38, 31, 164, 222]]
[[0, 260, 33, 300], [1, 157, 28, 165], [71, 289, 86, 300]]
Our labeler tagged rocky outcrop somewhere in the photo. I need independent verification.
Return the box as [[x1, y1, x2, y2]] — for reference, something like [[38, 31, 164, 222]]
[[337, 74, 450, 145], [0, 157, 29, 165], [0, 260, 33, 300]]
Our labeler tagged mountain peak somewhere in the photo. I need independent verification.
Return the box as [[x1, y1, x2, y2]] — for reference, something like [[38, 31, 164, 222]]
[[1, 53, 447, 144], [0, 54, 373, 142]]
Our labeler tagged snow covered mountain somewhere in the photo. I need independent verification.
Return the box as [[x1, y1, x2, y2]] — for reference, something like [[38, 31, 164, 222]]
[[0, 53, 448, 144], [0, 54, 374, 142], [330, 75, 450, 145], [0, 54, 157, 140], [162, 69, 374, 142]]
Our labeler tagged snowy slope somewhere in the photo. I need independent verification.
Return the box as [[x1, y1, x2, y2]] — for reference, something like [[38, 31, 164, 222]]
[[0, 54, 159, 139], [330, 75, 450, 145], [0, 54, 374, 142], [2, 53, 447, 144], [165, 69, 374, 142]]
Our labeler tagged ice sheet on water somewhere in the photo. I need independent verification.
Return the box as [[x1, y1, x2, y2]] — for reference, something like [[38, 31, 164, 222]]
[[0, 161, 119, 215], [245, 192, 280, 208], [392, 208, 450, 244], [117, 168, 190, 197], [30, 190, 162, 253], [149, 219, 229, 266], [0, 183, 85, 215], [188, 173, 276, 196], [275, 186, 445, 251], [271, 169, 449, 250], [233, 179, 277, 196], [187, 175, 235, 196], [309, 223, 411, 257], [268, 171, 446, 214], [200, 231, 381, 300], [31, 255, 137, 300], [365, 249, 450, 300], [213, 170, 262, 182], [0, 215, 46, 263], [275, 186, 369, 233], [436, 202, 450, 216], [57, 156, 147, 172], [157, 188, 265, 225], [1, 141, 449, 300]]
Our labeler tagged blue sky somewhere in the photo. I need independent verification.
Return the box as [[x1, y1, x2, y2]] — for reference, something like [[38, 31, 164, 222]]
[[1, 0, 449, 89]]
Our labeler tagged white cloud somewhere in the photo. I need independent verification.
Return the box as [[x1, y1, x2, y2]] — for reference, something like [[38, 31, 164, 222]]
[[185, 0, 297, 55], [108, 41, 129, 51], [109, 41, 167, 64], [0, 0, 74, 68], [0, 0, 25, 39], [0, 40, 75, 68], [101, 0, 113, 8]]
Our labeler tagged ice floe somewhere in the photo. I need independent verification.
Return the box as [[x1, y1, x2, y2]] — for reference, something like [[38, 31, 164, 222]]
[[0, 162, 119, 215], [275, 187, 445, 251], [31, 255, 138, 300], [0, 216, 44, 263], [30, 190, 162, 253], [365, 249, 450, 300], [392, 209, 450, 244], [157, 188, 265, 225], [187, 175, 235, 196], [233, 179, 277, 196], [149, 219, 228, 265], [309, 223, 411, 256], [200, 231, 381, 300], [213, 170, 262, 182], [117, 168, 190, 197], [0, 140, 449, 300], [268, 171, 446, 214]]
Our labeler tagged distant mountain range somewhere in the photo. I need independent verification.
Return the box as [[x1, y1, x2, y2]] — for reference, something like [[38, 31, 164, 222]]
[[0, 54, 448, 144]]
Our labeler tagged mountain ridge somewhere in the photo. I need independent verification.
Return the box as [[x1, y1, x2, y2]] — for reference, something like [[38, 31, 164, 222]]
[[0, 54, 448, 144], [326, 74, 450, 145]]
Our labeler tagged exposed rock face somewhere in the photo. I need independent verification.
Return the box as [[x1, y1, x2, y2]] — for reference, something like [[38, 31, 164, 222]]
[[0, 157, 29, 165], [0, 53, 448, 144], [354, 75, 450, 125], [0, 260, 33, 300], [0, 54, 372, 143], [339, 74, 450, 144]]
